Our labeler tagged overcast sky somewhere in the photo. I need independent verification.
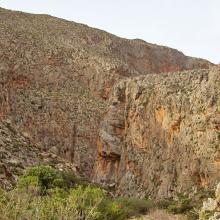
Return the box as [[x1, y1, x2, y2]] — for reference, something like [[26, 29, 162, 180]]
[[0, 0, 219, 64]]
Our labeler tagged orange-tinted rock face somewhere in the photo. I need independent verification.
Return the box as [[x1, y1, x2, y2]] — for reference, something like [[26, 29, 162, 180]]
[[93, 67, 220, 199], [0, 7, 214, 178]]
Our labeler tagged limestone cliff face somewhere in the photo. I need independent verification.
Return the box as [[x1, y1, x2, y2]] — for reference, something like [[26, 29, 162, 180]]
[[0, 7, 214, 177], [93, 67, 220, 199]]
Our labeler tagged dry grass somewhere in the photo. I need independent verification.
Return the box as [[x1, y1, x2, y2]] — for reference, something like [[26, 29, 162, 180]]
[[130, 209, 187, 220]]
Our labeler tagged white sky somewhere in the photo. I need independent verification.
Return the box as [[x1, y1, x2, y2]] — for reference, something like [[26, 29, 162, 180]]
[[0, 0, 219, 64]]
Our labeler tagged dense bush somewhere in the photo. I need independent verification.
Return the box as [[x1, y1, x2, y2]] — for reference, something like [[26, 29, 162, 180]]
[[18, 165, 76, 195], [0, 166, 151, 220]]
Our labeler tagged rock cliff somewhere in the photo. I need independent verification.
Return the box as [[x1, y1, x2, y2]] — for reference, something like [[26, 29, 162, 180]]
[[93, 67, 220, 199], [0, 7, 216, 193]]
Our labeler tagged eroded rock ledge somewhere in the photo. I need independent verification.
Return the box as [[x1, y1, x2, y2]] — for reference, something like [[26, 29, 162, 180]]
[[93, 67, 220, 199]]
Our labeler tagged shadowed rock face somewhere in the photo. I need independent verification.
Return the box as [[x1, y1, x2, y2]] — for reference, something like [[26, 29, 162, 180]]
[[93, 67, 220, 199], [0, 7, 214, 177]]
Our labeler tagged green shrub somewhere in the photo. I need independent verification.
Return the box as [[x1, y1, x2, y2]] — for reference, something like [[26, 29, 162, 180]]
[[18, 166, 76, 194], [99, 199, 125, 220], [167, 200, 192, 214], [157, 190, 215, 220], [0, 166, 152, 220], [157, 199, 174, 209], [54, 169, 76, 188], [18, 166, 56, 194], [68, 185, 106, 219], [100, 197, 154, 220], [18, 175, 41, 194], [158, 196, 191, 215], [115, 197, 153, 217], [0, 188, 8, 205]]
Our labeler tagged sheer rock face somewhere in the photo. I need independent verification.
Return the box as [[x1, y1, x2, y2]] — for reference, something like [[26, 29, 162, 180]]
[[93, 67, 220, 199], [0, 7, 214, 177]]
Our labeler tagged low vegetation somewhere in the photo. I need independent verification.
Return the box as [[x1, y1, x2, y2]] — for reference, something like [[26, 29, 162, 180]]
[[157, 189, 215, 220], [0, 165, 214, 219], [0, 166, 153, 220]]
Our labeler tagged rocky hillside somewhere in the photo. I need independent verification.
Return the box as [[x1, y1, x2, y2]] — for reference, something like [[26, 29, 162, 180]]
[[0, 120, 77, 189], [0, 7, 219, 220], [93, 67, 220, 199], [0, 7, 214, 180]]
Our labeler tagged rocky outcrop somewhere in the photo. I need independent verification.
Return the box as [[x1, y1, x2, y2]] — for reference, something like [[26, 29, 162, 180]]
[[93, 67, 220, 199], [199, 182, 220, 219], [0, 7, 214, 177], [0, 120, 77, 189]]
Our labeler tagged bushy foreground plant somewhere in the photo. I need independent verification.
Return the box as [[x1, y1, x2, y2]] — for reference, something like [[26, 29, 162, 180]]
[[0, 166, 152, 220]]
